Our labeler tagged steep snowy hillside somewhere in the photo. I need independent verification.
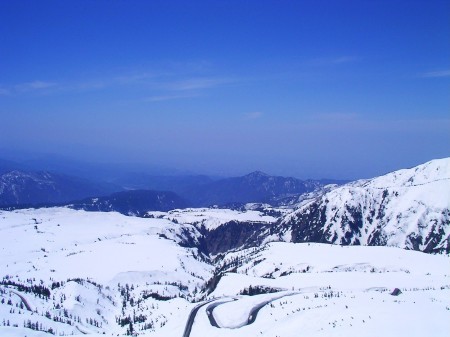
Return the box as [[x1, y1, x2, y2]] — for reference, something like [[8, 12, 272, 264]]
[[279, 158, 450, 253], [146, 207, 280, 255]]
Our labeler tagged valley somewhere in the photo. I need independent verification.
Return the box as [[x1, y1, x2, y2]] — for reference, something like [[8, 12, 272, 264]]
[[0, 158, 449, 336]]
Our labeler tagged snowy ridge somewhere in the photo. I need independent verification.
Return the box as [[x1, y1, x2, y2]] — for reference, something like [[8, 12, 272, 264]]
[[1, 158, 449, 337], [148, 207, 278, 231], [280, 158, 450, 254], [361, 157, 450, 188]]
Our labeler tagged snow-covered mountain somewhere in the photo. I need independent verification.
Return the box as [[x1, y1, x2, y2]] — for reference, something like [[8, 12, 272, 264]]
[[278, 158, 450, 254], [0, 207, 448, 337], [0, 167, 344, 209], [0, 170, 120, 206], [1, 158, 449, 337]]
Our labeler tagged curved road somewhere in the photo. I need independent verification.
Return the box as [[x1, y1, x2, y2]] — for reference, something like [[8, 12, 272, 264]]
[[182, 299, 214, 337], [207, 292, 298, 329], [183, 292, 299, 336], [206, 299, 237, 328], [1, 287, 33, 311], [11, 290, 33, 311]]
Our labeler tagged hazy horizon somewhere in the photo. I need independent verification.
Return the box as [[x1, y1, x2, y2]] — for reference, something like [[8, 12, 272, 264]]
[[1, 1, 449, 180], [1, 147, 447, 182]]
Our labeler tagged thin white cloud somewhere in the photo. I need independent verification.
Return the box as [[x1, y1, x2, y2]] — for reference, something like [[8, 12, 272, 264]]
[[1, 67, 238, 99], [162, 77, 235, 91], [115, 72, 156, 83], [420, 70, 450, 78], [0, 88, 11, 96], [307, 56, 359, 66], [313, 112, 359, 120], [244, 111, 263, 120], [14, 80, 57, 92], [143, 93, 201, 102], [143, 76, 236, 102], [331, 56, 358, 64], [71, 72, 157, 91]]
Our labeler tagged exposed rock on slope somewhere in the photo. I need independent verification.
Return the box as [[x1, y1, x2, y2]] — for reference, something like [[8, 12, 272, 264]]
[[279, 158, 450, 254]]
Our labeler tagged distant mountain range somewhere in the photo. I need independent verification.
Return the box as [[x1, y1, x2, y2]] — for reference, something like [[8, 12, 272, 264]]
[[68, 190, 188, 215], [180, 171, 327, 206], [0, 170, 120, 206], [107, 170, 346, 207], [186, 158, 450, 255], [1, 157, 448, 255], [0, 162, 344, 209], [1, 159, 448, 337]]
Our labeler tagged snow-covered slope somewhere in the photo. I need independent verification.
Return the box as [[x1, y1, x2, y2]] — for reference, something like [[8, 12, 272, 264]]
[[147, 207, 280, 255], [0, 207, 449, 337], [195, 242, 450, 337], [147, 207, 278, 231], [0, 207, 213, 335], [1, 158, 449, 337], [279, 158, 450, 253]]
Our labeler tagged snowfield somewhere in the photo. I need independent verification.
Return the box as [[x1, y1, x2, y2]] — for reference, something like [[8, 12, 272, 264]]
[[0, 207, 211, 336], [0, 208, 448, 336], [0, 208, 212, 286], [147, 207, 278, 231], [192, 242, 450, 337]]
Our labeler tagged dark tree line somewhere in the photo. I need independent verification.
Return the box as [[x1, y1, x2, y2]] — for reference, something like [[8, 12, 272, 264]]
[[0, 279, 50, 299], [240, 285, 280, 296]]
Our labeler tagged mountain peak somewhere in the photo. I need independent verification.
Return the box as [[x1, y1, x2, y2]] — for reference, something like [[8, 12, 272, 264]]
[[245, 171, 270, 178], [281, 157, 450, 254]]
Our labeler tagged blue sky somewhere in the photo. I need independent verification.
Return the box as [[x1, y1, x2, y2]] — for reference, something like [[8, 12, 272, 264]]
[[0, 0, 449, 179]]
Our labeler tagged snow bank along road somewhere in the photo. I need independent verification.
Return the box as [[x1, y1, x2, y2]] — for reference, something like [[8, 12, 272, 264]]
[[185, 292, 298, 336], [182, 299, 215, 337]]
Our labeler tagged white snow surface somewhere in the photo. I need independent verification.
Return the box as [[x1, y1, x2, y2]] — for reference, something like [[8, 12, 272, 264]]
[[148, 207, 278, 231], [0, 157, 449, 337], [281, 157, 450, 252], [200, 242, 450, 337], [0, 207, 212, 286], [0, 207, 211, 336]]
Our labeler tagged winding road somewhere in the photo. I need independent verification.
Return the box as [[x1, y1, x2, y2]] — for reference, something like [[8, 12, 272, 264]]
[[10, 290, 33, 311], [183, 292, 299, 336], [206, 299, 237, 328], [182, 299, 215, 337], [0, 286, 33, 311], [246, 293, 297, 325]]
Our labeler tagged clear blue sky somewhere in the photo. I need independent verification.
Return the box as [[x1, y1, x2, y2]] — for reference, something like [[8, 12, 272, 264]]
[[0, 0, 449, 179]]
